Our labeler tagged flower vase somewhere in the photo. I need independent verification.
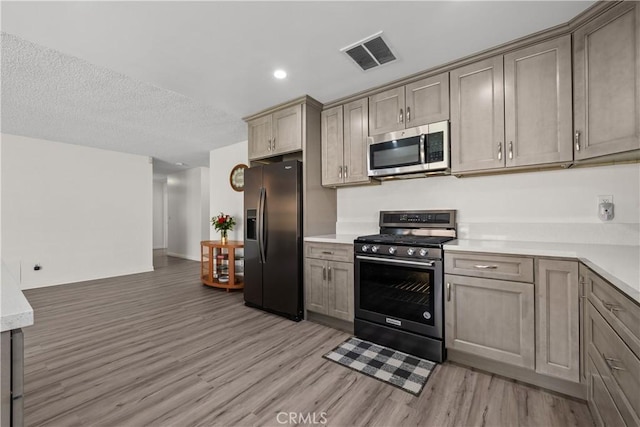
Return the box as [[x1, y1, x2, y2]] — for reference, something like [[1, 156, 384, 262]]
[[220, 230, 228, 245]]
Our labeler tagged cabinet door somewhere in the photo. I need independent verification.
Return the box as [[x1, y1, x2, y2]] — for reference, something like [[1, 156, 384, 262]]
[[304, 258, 328, 315], [369, 86, 405, 135], [450, 56, 505, 173], [272, 104, 302, 156], [343, 98, 370, 184], [574, 2, 640, 160], [505, 36, 573, 167], [445, 274, 535, 369], [327, 261, 354, 322], [536, 259, 580, 382], [248, 115, 273, 160], [321, 106, 344, 187], [405, 73, 450, 127]]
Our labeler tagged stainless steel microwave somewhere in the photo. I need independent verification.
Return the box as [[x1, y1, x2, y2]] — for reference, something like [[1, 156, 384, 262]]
[[367, 121, 449, 178]]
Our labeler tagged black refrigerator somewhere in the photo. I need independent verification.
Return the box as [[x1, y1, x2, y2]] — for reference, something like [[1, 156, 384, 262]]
[[244, 160, 303, 321]]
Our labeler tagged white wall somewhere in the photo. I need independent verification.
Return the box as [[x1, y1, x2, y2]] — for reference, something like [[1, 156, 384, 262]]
[[167, 167, 210, 261], [153, 180, 167, 249], [1, 134, 154, 289], [337, 163, 640, 245], [209, 141, 248, 242]]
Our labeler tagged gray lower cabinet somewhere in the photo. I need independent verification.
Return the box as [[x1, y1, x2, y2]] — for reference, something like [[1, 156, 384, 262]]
[[536, 259, 580, 382], [444, 273, 535, 369], [304, 242, 354, 322], [451, 35, 573, 174], [584, 265, 640, 427], [573, 1, 640, 161], [446, 252, 583, 389]]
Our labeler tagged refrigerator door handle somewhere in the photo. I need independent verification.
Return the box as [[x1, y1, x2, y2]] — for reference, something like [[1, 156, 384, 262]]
[[258, 187, 267, 264]]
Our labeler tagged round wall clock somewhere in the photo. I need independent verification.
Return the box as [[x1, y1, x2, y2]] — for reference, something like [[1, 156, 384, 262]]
[[229, 163, 248, 192]]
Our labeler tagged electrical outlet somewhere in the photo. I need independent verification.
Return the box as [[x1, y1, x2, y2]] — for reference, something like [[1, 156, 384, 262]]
[[597, 195, 614, 221]]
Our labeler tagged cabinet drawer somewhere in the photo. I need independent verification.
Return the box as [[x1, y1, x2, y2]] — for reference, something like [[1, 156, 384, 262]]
[[586, 267, 640, 358], [445, 252, 534, 283], [588, 355, 626, 427], [305, 242, 353, 263], [588, 303, 640, 424]]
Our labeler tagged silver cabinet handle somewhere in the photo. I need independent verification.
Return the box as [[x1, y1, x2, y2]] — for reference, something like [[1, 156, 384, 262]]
[[272, 137, 276, 151], [322, 266, 326, 280], [328, 266, 332, 281], [603, 354, 626, 371], [338, 166, 342, 179], [399, 108, 404, 123], [575, 131, 580, 151], [603, 302, 623, 312], [497, 142, 503, 161], [474, 264, 498, 269], [579, 277, 587, 299], [508, 141, 513, 160], [446, 282, 451, 301], [267, 138, 272, 151], [321, 251, 333, 255], [344, 165, 348, 178], [407, 106, 411, 122]]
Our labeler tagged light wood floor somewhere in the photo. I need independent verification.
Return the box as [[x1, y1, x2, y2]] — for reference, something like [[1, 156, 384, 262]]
[[22, 253, 594, 427]]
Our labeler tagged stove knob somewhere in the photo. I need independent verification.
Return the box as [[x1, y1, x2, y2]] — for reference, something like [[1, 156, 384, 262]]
[[388, 247, 397, 255], [371, 245, 379, 253], [361, 245, 369, 252], [407, 248, 415, 256], [419, 248, 428, 257]]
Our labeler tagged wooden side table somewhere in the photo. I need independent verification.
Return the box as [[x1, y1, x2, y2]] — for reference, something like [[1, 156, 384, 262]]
[[200, 240, 244, 291]]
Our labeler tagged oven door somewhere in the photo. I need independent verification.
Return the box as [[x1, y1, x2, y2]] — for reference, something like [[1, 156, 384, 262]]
[[354, 255, 443, 339]]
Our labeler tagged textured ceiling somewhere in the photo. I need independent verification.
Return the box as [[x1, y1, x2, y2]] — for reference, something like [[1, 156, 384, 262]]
[[1, 1, 596, 175]]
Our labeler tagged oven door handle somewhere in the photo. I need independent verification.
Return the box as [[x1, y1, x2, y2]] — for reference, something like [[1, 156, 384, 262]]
[[356, 255, 435, 267]]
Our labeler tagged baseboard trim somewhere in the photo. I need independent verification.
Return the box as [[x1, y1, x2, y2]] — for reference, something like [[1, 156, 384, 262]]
[[448, 349, 587, 400], [166, 252, 200, 262], [306, 311, 354, 334]]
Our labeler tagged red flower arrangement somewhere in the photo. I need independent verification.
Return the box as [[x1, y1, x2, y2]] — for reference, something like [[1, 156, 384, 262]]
[[212, 212, 236, 232]]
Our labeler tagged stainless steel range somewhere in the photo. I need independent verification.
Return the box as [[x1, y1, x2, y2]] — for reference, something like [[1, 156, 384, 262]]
[[354, 210, 456, 362]]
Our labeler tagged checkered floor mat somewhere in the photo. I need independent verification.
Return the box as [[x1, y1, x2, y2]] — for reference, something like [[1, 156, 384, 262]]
[[323, 337, 436, 396]]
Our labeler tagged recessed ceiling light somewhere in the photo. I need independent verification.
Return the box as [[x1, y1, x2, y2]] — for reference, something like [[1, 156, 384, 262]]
[[273, 69, 287, 79]]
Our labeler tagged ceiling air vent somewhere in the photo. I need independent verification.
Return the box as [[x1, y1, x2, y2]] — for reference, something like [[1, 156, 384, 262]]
[[341, 31, 396, 71]]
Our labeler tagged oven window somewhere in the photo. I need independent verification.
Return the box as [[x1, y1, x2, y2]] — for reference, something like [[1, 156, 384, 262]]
[[370, 136, 422, 169], [359, 261, 435, 326]]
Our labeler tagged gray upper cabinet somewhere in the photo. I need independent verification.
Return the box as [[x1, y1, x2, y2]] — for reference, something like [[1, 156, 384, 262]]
[[247, 104, 302, 160], [452, 36, 572, 174], [321, 106, 344, 187], [369, 73, 449, 136], [451, 56, 505, 173], [505, 35, 573, 167], [248, 115, 272, 160], [321, 98, 376, 187], [573, 1, 640, 160]]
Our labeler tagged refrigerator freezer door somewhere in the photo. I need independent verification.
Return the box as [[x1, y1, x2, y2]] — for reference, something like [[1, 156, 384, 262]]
[[243, 165, 264, 308], [262, 161, 303, 318]]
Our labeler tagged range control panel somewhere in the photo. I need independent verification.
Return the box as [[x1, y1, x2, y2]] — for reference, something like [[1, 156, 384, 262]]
[[355, 243, 442, 261]]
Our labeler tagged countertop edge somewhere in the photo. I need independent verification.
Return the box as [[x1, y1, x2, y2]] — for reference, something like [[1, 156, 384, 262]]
[[443, 240, 640, 304], [1, 282, 35, 332]]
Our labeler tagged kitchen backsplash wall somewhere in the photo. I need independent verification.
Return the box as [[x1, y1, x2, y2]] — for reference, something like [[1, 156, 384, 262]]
[[337, 163, 640, 245]]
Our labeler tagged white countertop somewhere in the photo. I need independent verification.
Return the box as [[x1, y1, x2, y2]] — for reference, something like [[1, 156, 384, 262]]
[[1, 280, 34, 332], [304, 234, 361, 245], [444, 239, 640, 304]]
